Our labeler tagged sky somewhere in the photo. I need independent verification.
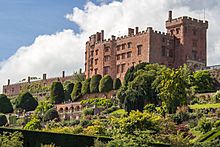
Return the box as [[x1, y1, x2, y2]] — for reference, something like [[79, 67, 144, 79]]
[[0, 0, 220, 91]]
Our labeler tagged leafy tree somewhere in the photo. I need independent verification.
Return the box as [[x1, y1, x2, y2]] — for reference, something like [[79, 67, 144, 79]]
[[191, 70, 215, 93], [113, 78, 122, 90], [0, 131, 23, 147], [34, 100, 53, 118], [15, 92, 38, 111], [99, 75, 113, 92], [43, 108, 59, 122], [64, 83, 74, 101], [90, 74, 102, 93], [24, 117, 41, 130], [81, 78, 91, 95], [71, 81, 82, 101], [50, 82, 65, 104], [0, 94, 13, 113], [0, 114, 7, 126]]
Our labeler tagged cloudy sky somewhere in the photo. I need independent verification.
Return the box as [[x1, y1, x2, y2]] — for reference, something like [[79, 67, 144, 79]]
[[0, 0, 220, 91]]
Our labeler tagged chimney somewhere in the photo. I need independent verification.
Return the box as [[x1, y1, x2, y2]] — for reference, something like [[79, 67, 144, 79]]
[[28, 76, 31, 83], [101, 30, 104, 41], [168, 10, 172, 22], [135, 27, 139, 34], [62, 71, 65, 78], [43, 73, 47, 80], [111, 35, 116, 40], [7, 79, 10, 85], [128, 28, 134, 36]]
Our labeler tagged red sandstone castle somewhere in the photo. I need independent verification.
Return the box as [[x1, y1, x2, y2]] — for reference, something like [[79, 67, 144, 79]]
[[85, 11, 208, 80]]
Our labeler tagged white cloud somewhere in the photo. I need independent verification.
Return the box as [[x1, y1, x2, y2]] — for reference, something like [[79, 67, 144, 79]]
[[1, 0, 220, 92]]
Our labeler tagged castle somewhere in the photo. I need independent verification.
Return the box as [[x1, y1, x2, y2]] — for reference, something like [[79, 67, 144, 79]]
[[85, 11, 208, 80]]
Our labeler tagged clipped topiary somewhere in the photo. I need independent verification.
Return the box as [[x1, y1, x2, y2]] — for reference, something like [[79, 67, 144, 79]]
[[0, 114, 7, 126], [90, 74, 102, 93], [64, 83, 74, 101], [113, 78, 122, 90], [15, 92, 38, 111], [99, 75, 113, 92], [50, 82, 65, 104], [43, 108, 59, 122], [71, 81, 82, 101], [0, 94, 13, 113], [81, 78, 91, 95]]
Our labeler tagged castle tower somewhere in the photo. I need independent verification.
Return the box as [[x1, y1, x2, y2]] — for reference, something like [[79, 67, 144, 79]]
[[166, 11, 208, 68]]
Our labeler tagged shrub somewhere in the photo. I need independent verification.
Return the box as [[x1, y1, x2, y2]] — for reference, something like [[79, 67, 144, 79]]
[[80, 119, 92, 127], [90, 74, 102, 93], [43, 108, 59, 122], [50, 82, 65, 104], [24, 117, 41, 130], [171, 112, 190, 125], [99, 75, 113, 92], [15, 92, 38, 111], [64, 83, 74, 101], [211, 90, 220, 103], [81, 78, 91, 95], [197, 117, 213, 133], [113, 78, 122, 90], [83, 108, 94, 116], [71, 81, 82, 101], [0, 114, 7, 126], [144, 104, 156, 113], [80, 98, 113, 107], [101, 106, 118, 114], [0, 131, 23, 147], [0, 94, 13, 113]]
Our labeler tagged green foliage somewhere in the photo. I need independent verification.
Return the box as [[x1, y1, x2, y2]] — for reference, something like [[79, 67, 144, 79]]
[[0, 131, 23, 147], [82, 108, 94, 116], [99, 75, 113, 92], [101, 106, 118, 114], [81, 78, 91, 95], [212, 90, 220, 103], [113, 78, 121, 90], [0, 94, 13, 113], [90, 74, 102, 93], [15, 92, 38, 111], [80, 119, 92, 127], [34, 100, 53, 118], [24, 117, 41, 130], [197, 117, 213, 133], [50, 82, 65, 104], [80, 98, 112, 107], [71, 81, 82, 101], [171, 111, 190, 125], [0, 114, 7, 126], [43, 108, 59, 122], [64, 83, 74, 101], [191, 70, 215, 93], [144, 104, 156, 113]]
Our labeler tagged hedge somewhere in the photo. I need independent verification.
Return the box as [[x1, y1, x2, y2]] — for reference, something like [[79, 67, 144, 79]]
[[0, 94, 13, 113], [50, 82, 65, 104], [113, 78, 121, 90], [0, 114, 7, 126], [71, 81, 82, 101], [90, 74, 102, 93], [81, 78, 91, 95], [99, 75, 113, 92], [43, 108, 59, 122], [15, 92, 38, 111], [64, 83, 74, 101]]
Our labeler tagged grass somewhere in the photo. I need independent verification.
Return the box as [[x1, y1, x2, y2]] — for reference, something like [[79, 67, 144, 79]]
[[189, 103, 220, 109]]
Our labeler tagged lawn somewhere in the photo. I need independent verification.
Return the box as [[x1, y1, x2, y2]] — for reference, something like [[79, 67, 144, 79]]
[[189, 103, 220, 109]]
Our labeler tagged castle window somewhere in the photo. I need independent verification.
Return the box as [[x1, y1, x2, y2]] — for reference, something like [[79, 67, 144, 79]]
[[90, 60, 93, 67], [95, 68, 98, 74], [95, 50, 98, 55], [192, 50, 197, 60], [127, 52, 132, 58], [170, 30, 174, 35], [161, 46, 166, 56], [90, 51, 94, 57], [121, 64, 126, 73], [104, 55, 110, 62], [85, 51, 87, 59], [122, 53, 126, 59], [117, 65, 120, 73], [162, 37, 165, 42], [137, 45, 142, 55], [116, 45, 120, 51], [193, 40, 197, 47], [95, 59, 98, 65], [122, 44, 126, 50], [117, 55, 120, 60], [127, 42, 132, 48], [105, 46, 110, 52], [4, 89, 7, 93], [103, 66, 110, 75], [176, 28, 180, 34]]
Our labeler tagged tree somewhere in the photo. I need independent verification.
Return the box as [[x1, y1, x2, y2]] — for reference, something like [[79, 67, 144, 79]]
[[43, 108, 59, 122], [0, 94, 13, 113], [113, 78, 121, 90], [81, 78, 91, 95], [71, 81, 82, 101], [24, 117, 41, 130], [50, 82, 65, 104], [90, 74, 102, 93], [99, 75, 113, 92], [33, 100, 53, 118], [15, 92, 38, 111], [64, 83, 74, 101], [0, 114, 7, 126]]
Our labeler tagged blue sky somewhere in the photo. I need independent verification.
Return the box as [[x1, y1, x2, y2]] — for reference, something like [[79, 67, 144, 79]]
[[0, 0, 101, 61]]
